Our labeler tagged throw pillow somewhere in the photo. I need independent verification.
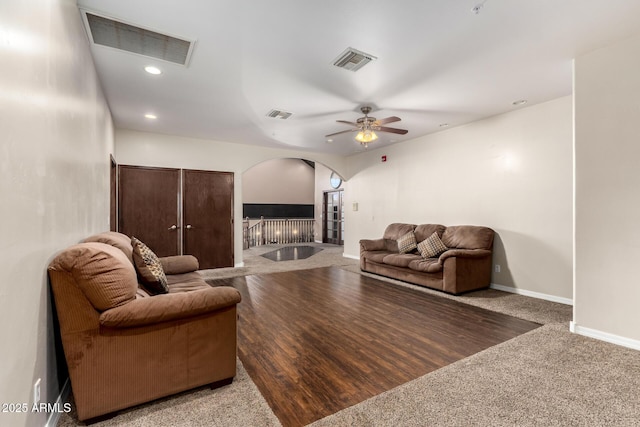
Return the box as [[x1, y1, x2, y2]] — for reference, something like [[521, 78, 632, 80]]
[[131, 236, 169, 295], [397, 231, 417, 254], [417, 232, 448, 259]]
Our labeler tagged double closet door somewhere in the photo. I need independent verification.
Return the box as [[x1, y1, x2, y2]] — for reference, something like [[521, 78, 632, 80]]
[[118, 165, 234, 269]]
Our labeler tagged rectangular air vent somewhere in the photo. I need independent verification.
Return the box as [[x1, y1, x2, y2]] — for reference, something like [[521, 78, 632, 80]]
[[333, 47, 377, 72], [266, 109, 293, 120], [81, 11, 195, 66]]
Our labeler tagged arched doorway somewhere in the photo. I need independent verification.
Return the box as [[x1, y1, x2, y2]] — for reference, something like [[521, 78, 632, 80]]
[[242, 158, 346, 248]]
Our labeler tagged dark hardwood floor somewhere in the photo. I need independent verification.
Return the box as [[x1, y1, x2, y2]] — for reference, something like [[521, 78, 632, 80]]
[[209, 267, 540, 427]]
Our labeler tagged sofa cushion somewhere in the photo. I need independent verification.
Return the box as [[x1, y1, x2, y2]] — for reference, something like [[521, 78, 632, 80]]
[[383, 223, 416, 241], [414, 224, 446, 243], [160, 255, 199, 275], [83, 231, 134, 264], [397, 231, 417, 254], [441, 225, 494, 250], [360, 239, 387, 251], [362, 251, 394, 264], [382, 253, 422, 268], [50, 242, 138, 311], [417, 232, 448, 259], [408, 258, 443, 273], [167, 272, 210, 292], [131, 237, 169, 295]]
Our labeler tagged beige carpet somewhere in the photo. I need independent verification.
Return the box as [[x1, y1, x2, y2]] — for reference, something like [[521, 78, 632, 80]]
[[58, 243, 640, 426]]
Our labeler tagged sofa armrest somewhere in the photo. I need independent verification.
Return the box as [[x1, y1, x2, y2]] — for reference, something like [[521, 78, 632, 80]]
[[159, 255, 199, 274], [99, 286, 241, 328], [439, 249, 492, 262], [360, 238, 387, 252]]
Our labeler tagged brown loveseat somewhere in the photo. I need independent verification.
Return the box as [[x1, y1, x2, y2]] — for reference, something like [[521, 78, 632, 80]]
[[48, 232, 241, 421], [360, 223, 494, 294]]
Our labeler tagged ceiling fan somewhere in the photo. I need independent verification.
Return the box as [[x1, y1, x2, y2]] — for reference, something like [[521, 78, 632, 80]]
[[325, 106, 408, 147]]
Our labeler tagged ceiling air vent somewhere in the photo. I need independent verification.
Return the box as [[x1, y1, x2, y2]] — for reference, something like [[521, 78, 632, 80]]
[[266, 109, 293, 120], [81, 11, 195, 66], [332, 47, 377, 72]]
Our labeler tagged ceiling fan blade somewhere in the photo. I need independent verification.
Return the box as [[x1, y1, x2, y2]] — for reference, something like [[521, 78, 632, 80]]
[[377, 126, 408, 135], [336, 120, 360, 126], [375, 116, 401, 125], [325, 129, 357, 137]]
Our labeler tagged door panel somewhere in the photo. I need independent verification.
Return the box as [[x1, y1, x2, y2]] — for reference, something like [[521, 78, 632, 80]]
[[110, 155, 117, 232], [118, 165, 180, 257], [323, 190, 343, 245], [183, 170, 234, 269]]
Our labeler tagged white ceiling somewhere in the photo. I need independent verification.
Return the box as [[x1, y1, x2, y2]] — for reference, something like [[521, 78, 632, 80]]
[[77, 0, 640, 156]]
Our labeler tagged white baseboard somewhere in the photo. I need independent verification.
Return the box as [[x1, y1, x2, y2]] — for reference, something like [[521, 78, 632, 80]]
[[570, 321, 640, 351], [490, 283, 573, 306], [234, 262, 245, 268], [45, 378, 70, 427], [342, 253, 359, 260]]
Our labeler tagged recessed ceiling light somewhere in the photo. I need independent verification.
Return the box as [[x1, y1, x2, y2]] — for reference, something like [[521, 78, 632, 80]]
[[144, 66, 162, 75], [144, 113, 157, 119], [326, 139, 333, 143], [512, 99, 527, 106]]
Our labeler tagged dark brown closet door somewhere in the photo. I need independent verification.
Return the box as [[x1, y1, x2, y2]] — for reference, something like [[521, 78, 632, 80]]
[[183, 170, 234, 269], [118, 165, 180, 257], [110, 155, 117, 232]]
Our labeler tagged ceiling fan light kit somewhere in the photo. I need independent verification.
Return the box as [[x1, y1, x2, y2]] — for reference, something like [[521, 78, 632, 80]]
[[326, 106, 408, 148], [355, 129, 378, 146]]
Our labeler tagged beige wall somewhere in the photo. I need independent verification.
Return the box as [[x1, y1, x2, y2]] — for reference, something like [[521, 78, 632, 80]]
[[0, 0, 114, 425], [343, 96, 574, 301], [574, 33, 640, 344], [243, 158, 315, 204], [115, 129, 346, 266]]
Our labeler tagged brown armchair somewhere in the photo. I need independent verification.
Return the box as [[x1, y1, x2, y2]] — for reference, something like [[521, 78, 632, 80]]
[[48, 235, 241, 421]]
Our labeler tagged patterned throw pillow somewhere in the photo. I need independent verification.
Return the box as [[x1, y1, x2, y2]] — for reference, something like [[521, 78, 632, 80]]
[[131, 237, 169, 295], [417, 232, 448, 259], [397, 231, 417, 254]]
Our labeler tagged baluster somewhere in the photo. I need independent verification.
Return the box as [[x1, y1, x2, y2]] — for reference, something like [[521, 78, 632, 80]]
[[293, 219, 297, 242], [263, 220, 267, 244], [274, 220, 278, 244]]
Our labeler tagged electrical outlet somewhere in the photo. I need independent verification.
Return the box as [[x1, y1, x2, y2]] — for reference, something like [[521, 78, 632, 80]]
[[34, 378, 41, 405], [494, 264, 501, 273]]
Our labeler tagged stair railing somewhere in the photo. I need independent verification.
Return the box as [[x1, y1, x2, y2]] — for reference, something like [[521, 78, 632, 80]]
[[243, 216, 315, 248]]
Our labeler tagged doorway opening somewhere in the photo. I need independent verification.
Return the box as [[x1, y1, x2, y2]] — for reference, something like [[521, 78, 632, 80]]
[[323, 189, 344, 245]]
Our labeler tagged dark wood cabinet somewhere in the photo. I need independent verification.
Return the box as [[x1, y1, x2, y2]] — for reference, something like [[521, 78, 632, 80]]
[[118, 165, 234, 269]]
